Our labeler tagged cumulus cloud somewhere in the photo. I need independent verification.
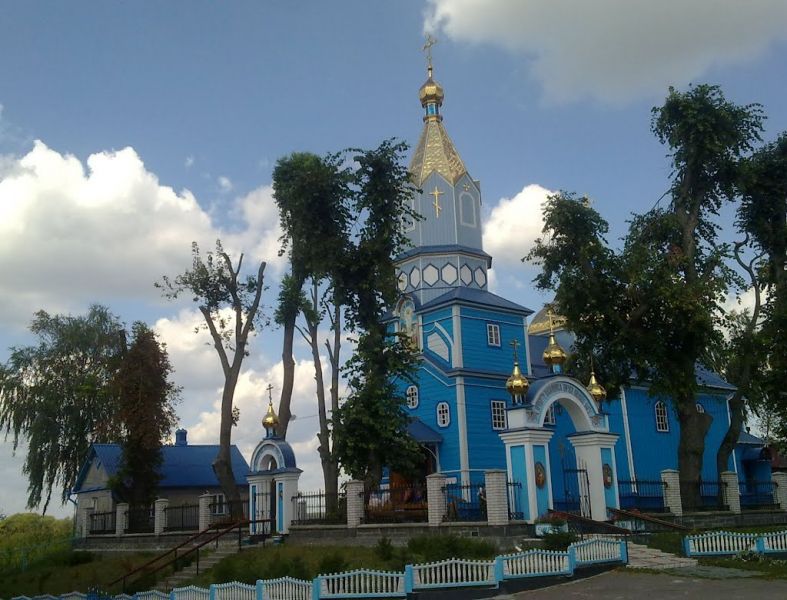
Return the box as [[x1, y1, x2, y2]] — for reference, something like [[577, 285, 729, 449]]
[[424, 0, 787, 104], [218, 176, 233, 193], [483, 183, 552, 267]]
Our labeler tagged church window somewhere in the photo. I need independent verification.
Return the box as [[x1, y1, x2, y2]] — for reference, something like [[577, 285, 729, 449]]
[[544, 404, 556, 425], [406, 385, 419, 409], [437, 402, 451, 427], [655, 401, 669, 432], [696, 403, 705, 414], [487, 323, 501, 347], [491, 400, 507, 430]]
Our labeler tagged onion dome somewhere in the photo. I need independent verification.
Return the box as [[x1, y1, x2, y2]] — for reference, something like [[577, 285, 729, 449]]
[[542, 333, 567, 368], [262, 399, 279, 432], [587, 370, 607, 404], [419, 67, 445, 112], [506, 360, 529, 400]]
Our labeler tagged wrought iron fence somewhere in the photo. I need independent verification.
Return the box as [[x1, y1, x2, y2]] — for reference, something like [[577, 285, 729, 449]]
[[443, 482, 486, 522], [364, 483, 428, 524], [209, 500, 249, 525], [739, 480, 776, 509], [125, 507, 154, 533], [617, 479, 667, 512], [291, 491, 347, 525], [507, 481, 524, 520], [164, 504, 200, 531], [679, 479, 728, 511], [89, 511, 116, 534]]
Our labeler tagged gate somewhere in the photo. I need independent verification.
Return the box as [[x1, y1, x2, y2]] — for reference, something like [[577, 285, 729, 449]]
[[558, 467, 591, 518]]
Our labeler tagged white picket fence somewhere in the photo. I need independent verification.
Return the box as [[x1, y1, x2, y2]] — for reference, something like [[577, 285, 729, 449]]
[[572, 538, 627, 566], [411, 558, 496, 589], [260, 576, 311, 600], [499, 549, 571, 578], [213, 582, 256, 600], [319, 569, 405, 598], [684, 529, 787, 557], [171, 586, 210, 600]]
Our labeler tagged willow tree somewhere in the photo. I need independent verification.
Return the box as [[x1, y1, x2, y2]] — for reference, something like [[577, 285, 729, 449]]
[[528, 85, 763, 508], [158, 241, 266, 513]]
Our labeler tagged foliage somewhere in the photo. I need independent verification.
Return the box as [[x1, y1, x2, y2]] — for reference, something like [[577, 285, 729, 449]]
[[109, 323, 180, 506], [0, 306, 126, 512], [540, 531, 577, 551], [374, 537, 395, 561], [0, 514, 73, 575], [158, 240, 266, 509], [527, 85, 764, 508]]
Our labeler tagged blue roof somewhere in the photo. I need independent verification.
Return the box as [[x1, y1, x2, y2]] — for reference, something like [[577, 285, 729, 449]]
[[738, 430, 765, 446], [74, 442, 250, 492], [407, 417, 443, 444], [420, 287, 533, 315]]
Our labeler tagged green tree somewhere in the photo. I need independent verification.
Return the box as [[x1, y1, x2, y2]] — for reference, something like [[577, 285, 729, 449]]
[[158, 240, 266, 513], [0, 306, 126, 513], [110, 323, 180, 506], [528, 85, 763, 508]]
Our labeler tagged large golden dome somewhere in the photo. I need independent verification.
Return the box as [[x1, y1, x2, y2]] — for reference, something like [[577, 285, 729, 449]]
[[419, 69, 445, 108], [262, 400, 279, 430]]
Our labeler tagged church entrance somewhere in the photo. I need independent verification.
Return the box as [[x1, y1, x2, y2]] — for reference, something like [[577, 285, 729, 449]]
[[560, 465, 591, 518]]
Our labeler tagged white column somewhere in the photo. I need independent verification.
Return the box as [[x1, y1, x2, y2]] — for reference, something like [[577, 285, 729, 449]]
[[346, 480, 365, 528], [661, 469, 683, 516], [199, 493, 213, 531], [154, 498, 169, 535], [773, 472, 787, 511], [115, 502, 128, 537], [275, 471, 302, 534], [81, 507, 94, 538], [499, 429, 554, 523], [484, 470, 508, 526], [567, 433, 619, 521], [456, 377, 470, 485], [426, 473, 447, 526], [721, 471, 741, 514]]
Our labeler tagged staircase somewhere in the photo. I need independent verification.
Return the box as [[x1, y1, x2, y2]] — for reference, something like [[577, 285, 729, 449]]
[[626, 541, 697, 570], [155, 542, 244, 590]]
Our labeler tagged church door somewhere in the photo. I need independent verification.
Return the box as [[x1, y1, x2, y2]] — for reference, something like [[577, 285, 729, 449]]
[[561, 466, 591, 518]]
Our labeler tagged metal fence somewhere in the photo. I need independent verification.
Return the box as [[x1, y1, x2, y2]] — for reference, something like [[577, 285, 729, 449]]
[[292, 491, 347, 525], [209, 500, 249, 525], [89, 511, 116, 535], [507, 481, 524, 520], [739, 480, 777, 509], [125, 507, 154, 534], [617, 480, 667, 512], [364, 484, 428, 524], [679, 479, 728, 511], [443, 482, 486, 522], [164, 504, 200, 531]]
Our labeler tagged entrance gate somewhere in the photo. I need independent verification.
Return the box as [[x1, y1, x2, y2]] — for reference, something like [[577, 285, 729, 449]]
[[559, 467, 591, 518]]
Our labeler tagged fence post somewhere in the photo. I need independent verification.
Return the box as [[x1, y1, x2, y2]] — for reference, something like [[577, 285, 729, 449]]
[[154, 498, 169, 536], [345, 480, 365, 528], [660, 469, 682, 516], [311, 576, 321, 600], [567, 546, 576, 575], [756, 535, 767, 553], [116, 502, 128, 536], [170, 591, 176, 600], [81, 507, 94, 538], [256, 580, 264, 600], [199, 493, 213, 531], [426, 473, 447, 526], [620, 539, 628, 564], [720, 471, 740, 514], [404, 564, 414, 593], [493, 556, 505, 584], [682, 536, 691, 557], [484, 470, 508, 526], [772, 472, 787, 510]]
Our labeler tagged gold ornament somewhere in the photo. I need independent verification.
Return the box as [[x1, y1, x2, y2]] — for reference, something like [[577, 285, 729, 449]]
[[506, 340, 529, 400], [587, 370, 607, 404]]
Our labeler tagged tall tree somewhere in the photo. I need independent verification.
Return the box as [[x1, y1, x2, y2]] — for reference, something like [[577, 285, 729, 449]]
[[110, 323, 180, 506], [528, 85, 763, 508], [0, 306, 126, 513], [158, 241, 266, 513]]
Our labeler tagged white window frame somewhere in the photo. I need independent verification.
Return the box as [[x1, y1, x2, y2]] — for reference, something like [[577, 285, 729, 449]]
[[544, 404, 556, 426], [696, 403, 705, 414], [487, 323, 501, 347], [210, 493, 227, 515], [406, 385, 419, 409], [436, 402, 451, 428], [655, 401, 669, 432], [491, 400, 507, 430]]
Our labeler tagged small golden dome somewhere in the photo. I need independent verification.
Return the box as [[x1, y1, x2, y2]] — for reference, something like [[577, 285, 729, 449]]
[[506, 361, 529, 398], [542, 333, 567, 367], [262, 400, 279, 429], [419, 68, 445, 108], [587, 371, 607, 404]]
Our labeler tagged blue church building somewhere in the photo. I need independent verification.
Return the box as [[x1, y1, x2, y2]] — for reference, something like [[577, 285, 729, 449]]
[[391, 60, 772, 521]]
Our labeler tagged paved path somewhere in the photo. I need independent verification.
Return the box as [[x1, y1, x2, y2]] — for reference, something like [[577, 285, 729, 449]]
[[625, 541, 697, 569], [498, 570, 787, 599]]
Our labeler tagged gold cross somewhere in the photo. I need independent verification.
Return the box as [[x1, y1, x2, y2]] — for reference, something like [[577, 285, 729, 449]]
[[266, 383, 274, 402], [423, 34, 438, 69], [430, 186, 443, 218], [510, 339, 520, 362]]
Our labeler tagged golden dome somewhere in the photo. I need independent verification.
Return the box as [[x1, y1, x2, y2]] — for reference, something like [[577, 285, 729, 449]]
[[419, 69, 445, 108], [262, 400, 279, 430], [506, 361, 529, 398], [542, 333, 567, 367], [587, 370, 607, 404]]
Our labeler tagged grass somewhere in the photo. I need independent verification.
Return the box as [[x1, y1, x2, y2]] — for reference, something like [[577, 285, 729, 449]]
[[0, 551, 156, 597], [698, 554, 787, 579]]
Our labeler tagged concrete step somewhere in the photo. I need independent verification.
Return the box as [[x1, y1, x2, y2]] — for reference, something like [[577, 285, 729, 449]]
[[626, 541, 697, 570], [155, 546, 243, 590]]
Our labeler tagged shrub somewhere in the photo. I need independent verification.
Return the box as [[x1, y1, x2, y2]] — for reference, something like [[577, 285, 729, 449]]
[[541, 531, 577, 551], [374, 537, 395, 561], [406, 534, 497, 562], [317, 552, 349, 575]]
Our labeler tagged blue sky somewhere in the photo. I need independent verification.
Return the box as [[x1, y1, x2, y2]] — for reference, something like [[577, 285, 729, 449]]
[[1, 1, 786, 517]]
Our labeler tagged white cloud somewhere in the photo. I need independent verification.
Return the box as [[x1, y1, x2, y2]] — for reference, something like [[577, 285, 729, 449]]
[[483, 183, 552, 267], [425, 0, 787, 104], [218, 176, 233, 193], [185, 155, 195, 169]]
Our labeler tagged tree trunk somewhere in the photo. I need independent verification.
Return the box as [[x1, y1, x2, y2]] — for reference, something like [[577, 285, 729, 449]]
[[277, 319, 295, 438], [677, 397, 713, 511], [213, 366, 242, 518], [716, 390, 745, 487]]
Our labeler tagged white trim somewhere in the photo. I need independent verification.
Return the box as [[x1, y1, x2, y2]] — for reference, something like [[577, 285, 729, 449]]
[[452, 305, 463, 368], [436, 401, 451, 427], [620, 387, 637, 483], [456, 377, 470, 485], [487, 323, 501, 346], [523, 316, 532, 377], [726, 394, 739, 475], [654, 401, 669, 432], [406, 385, 419, 409]]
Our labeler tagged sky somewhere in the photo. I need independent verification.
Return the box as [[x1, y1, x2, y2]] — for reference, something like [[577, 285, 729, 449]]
[[1, 0, 787, 518]]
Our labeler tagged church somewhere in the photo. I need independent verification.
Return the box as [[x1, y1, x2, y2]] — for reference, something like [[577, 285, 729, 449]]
[[389, 54, 772, 522]]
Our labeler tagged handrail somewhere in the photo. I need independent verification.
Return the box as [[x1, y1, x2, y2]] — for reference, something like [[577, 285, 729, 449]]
[[109, 519, 249, 591], [547, 509, 631, 535], [608, 507, 690, 532]]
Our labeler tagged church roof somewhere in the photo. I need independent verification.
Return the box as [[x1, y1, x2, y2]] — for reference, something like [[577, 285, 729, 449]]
[[420, 286, 533, 315], [409, 111, 467, 187], [73, 441, 250, 493], [407, 417, 443, 444]]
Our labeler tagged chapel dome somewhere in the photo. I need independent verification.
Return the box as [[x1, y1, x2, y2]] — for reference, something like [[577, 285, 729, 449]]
[[419, 74, 444, 107]]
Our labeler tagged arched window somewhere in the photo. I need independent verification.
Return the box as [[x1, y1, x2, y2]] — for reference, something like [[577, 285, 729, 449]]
[[436, 402, 451, 427], [406, 385, 419, 409], [696, 403, 705, 414], [655, 401, 669, 432]]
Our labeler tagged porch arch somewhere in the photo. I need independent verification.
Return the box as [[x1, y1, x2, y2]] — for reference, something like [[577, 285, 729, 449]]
[[526, 376, 608, 432]]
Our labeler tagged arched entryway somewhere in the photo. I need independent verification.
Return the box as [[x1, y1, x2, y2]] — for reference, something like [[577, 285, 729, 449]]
[[501, 376, 619, 522], [247, 437, 301, 535]]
